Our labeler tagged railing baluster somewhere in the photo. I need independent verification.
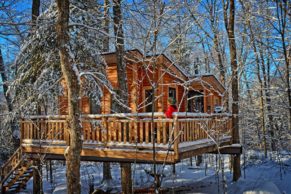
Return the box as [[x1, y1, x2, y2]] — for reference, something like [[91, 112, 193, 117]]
[[157, 121, 161, 144], [173, 116, 179, 160], [145, 122, 149, 144], [117, 122, 121, 142], [139, 121, 143, 143], [162, 121, 166, 145], [129, 121, 132, 144], [168, 121, 172, 143], [133, 119, 138, 143]]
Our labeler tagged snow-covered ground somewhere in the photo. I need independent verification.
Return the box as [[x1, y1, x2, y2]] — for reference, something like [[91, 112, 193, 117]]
[[20, 151, 290, 194]]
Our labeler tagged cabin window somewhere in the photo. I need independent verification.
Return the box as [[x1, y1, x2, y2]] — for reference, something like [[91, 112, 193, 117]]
[[145, 89, 153, 112], [187, 90, 204, 112], [168, 87, 176, 100], [111, 89, 120, 113], [215, 98, 219, 106], [90, 98, 101, 114]]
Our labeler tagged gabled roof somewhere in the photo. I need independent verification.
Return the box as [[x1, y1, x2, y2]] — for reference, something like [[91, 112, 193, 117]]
[[101, 49, 225, 93], [188, 74, 226, 94], [145, 53, 189, 78]]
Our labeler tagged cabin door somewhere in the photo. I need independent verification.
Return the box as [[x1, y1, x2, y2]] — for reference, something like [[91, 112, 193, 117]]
[[187, 90, 204, 112]]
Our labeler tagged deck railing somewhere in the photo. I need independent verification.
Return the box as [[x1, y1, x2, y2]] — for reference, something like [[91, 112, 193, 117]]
[[20, 112, 232, 151], [0, 147, 23, 183]]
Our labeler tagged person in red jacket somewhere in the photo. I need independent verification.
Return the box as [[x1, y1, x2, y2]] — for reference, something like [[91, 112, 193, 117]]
[[165, 97, 178, 118]]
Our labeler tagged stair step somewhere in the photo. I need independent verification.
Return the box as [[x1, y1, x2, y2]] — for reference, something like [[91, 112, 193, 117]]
[[7, 188, 17, 193], [22, 173, 32, 177], [10, 184, 20, 189], [19, 177, 28, 181], [13, 171, 20, 175], [15, 181, 23, 185], [26, 168, 34, 173], [18, 167, 24, 171]]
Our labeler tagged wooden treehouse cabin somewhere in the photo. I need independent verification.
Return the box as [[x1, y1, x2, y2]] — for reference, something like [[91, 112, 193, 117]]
[[0, 50, 241, 193]]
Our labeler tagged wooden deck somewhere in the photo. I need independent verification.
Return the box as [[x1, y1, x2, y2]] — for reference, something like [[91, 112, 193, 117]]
[[19, 112, 232, 164], [0, 112, 233, 192]]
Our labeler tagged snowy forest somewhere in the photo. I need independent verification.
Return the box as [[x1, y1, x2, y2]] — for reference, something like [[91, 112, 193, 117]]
[[0, 0, 290, 194]]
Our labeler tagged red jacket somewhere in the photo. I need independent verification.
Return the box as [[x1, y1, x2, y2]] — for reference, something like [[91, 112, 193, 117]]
[[165, 105, 177, 118]]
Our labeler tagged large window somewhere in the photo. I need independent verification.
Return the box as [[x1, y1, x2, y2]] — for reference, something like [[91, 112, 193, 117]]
[[145, 89, 153, 112]]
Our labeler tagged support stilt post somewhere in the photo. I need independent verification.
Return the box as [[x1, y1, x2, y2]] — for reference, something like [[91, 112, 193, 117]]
[[120, 163, 132, 194], [33, 160, 43, 194]]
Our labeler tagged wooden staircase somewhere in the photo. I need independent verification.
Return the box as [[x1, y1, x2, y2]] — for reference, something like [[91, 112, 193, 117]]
[[0, 148, 34, 193]]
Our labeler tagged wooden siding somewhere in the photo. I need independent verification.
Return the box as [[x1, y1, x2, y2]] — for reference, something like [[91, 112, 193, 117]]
[[58, 52, 225, 115]]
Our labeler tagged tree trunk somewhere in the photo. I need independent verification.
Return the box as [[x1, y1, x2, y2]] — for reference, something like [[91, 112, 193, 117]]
[[56, 1, 82, 193], [0, 48, 19, 148], [264, 56, 275, 151], [120, 163, 132, 194], [101, 0, 112, 183], [196, 155, 203, 166], [102, 162, 112, 183], [223, 0, 241, 181], [243, 3, 268, 156], [0, 49, 13, 113], [33, 160, 42, 194], [259, 43, 272, 155], [113, 0, 131, 193], [253, 37, 267, 158], [275, 0, 291, 132], [103, 0, 110, 52], [213, 34, 228, 112], [113, 0, 128, 111], [32, 0, 40, 24]]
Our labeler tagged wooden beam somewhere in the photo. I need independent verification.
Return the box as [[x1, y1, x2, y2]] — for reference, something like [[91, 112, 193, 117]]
[[209, 144, 242, 155], [22, 145, 176, 164], [178, 141, 231, 160]]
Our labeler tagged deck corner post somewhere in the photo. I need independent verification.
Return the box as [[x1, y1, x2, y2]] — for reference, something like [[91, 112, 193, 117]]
[[120, 162, 132, 194]]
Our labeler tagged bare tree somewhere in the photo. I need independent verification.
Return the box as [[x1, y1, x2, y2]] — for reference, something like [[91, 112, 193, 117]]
[[56, 0, 82, 193], [223, 0, 241, 181], [113, 0, 132, 193], [102, 0, 113, 185], [274, 0, 291, 129], [32, 0, 40, 25]]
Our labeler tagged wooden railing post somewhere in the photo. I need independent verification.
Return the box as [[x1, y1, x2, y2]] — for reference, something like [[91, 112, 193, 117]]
[[102, 116, 108, 144], [173, 115, 179, 161], [20, 119, 23, 145]]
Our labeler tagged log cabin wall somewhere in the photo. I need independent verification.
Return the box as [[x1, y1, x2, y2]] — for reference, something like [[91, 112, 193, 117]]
[[58, 50, 225, 115]]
